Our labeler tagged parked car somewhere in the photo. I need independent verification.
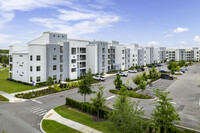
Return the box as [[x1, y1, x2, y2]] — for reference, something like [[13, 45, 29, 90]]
[[160, 74, 174, 80], [181, 66, 189, 71], [128, 69, 137, 73], [93, 75, 106, 81], [180, 70, 185, 73], [174, 71, 183, 75], [147, 65, 153, 68], [117, 72, 128, 77], [122, 84, 133, 90], [156, 64, 163, 67], [159, 70, 169, 73], [137, 68, 145, 71]]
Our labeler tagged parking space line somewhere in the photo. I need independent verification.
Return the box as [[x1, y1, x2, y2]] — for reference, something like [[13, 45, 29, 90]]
[[106, 95, 115, 100]]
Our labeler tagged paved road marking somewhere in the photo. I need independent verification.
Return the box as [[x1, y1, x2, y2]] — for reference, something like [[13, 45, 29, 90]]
[[31, 99, 43, 104], [26, 107, 48, 116], [106, 95, 115, 100]]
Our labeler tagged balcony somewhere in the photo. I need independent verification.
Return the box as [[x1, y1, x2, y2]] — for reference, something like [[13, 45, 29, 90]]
[[80, 55, 86, 61], [80, 48, 86, 53]]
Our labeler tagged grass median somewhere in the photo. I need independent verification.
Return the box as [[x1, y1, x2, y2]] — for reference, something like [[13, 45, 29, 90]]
[[54, 105, 111, 132], [0, 95, 9, 101], [0, 68, 34, 93], [42, 120, 81, 133]]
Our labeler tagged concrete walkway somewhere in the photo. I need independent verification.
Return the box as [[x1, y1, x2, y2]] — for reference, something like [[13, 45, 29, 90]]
[[0, 91, 26, 103], [41, 109, 102, 133]]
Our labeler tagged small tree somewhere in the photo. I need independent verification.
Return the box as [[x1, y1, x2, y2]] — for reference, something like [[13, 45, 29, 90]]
[[113, 74, 122, 89], [46, 76, 54, 87], [108, 86, 147, 133], [176, 66, 180, 71], [139, 81, 146, 91], [78, 69, 93, 102], [132, 74, 142, 88], [142, 71, 148, 81], [151, 89, 180, 132], [90, 84, 106, 117]]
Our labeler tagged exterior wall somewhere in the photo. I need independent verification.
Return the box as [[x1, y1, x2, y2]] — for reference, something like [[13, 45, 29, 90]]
[[29, 45, 47, 83], [115, 45, 126, 70], [12, 53, 29, 83], [46, 44, 61, 82], [86, 45, 98, 74]]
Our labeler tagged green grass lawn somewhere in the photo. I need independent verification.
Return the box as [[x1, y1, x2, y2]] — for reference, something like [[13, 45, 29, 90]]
[[54, 105, 111, 132], [0, 68, 35, 93], [42, 120, 81, 133], [0, 95, 9, 101]]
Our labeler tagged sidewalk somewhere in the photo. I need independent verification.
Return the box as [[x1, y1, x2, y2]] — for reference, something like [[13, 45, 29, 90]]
[[0, 91, 26, 103], [41, 109, 102, 133]]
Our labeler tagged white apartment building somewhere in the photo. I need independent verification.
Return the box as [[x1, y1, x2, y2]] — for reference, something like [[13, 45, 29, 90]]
[[166, 47, 199, 62], [9, 31, 200, 84]]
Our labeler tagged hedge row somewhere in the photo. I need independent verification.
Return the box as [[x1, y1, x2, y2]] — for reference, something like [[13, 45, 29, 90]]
[[66, 97, 109, 119]]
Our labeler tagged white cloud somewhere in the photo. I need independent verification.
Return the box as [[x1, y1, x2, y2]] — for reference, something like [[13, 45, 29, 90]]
[[0, 33, 23, 48], [165, 34, 173, 38], [147, 41, 159, 46], [173, 27, 189, 33], [30, 8, 120, 37], [193, 36, 200, 45], [179, 41, 186, 45]]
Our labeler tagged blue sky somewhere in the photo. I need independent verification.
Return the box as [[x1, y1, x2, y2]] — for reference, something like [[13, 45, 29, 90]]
[[0, 0, 200, 48]]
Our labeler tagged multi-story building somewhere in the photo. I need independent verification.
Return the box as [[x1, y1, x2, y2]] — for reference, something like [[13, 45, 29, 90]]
[[9, 31, 200, 84]]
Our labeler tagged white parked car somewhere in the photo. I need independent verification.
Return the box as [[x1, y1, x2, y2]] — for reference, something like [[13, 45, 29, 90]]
[[128, 69, 137, 73], [174, 71, 183, 75], [93, 75, 106, 81], [181, 66, 189, 71], [117, 72, 128, 77]]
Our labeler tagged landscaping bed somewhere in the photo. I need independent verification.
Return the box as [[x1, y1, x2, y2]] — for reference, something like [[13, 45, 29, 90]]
[[15, 80, 100, 99], [42, 119, 81, 133], [109, 89, 152, 99], [0, 95, 9, 101]]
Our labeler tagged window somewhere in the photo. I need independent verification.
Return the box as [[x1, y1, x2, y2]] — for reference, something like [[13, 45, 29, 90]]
[[36, 66, 41, 71], [71, 59, 76, 63], [30, 55, 32, 61], [71, 68, 76, 72], [36, 76, 41, 82], [72, 48, 76, 54], [58, 35, 60, 37], [53, 65, 57, 70], [53, 35, 55, 37], [62, 36, 64, 38], [36, 55, 40, 61], [54, 48, 56, 50], [53, 75, 57, 80], [30, 66, 32, 71], [53, 55, 57, 60], [19, 55, 23, 57], [30, 77, 32, 82]]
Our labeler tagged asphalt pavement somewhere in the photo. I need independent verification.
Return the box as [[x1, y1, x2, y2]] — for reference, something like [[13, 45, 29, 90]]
[[1, 64, 200, 132]]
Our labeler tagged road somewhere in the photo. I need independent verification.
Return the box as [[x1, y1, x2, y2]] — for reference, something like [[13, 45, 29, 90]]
[[1, 64, 200, 132]]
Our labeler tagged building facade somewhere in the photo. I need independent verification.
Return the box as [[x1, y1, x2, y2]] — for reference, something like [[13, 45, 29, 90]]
[[9, 32, 200, 83]]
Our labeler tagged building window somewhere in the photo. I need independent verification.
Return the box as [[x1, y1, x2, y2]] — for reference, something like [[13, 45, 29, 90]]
[[53, 55, 57, 60], [53, 75, 57, 80], [54, 48, 56, 50], [30, 55, 32, 61], [72, 48, 76, 54], [58, 35, 60, 37], [71, 68, 76, 72], [19, 55, 23, 57], [53, 65, 57, 70], [30, 77, 32, 82], [36, 76, 41, 82], [53, 35, 55, 37], [36, 55, 40, 61], [62, 36, 64, 38], [71, 59, 76, 63], [36, 66, 41, 71], [30, 66, 32, 71]]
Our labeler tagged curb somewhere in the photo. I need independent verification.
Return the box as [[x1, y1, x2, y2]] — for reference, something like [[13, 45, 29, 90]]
[[40, 112, 47, 133]]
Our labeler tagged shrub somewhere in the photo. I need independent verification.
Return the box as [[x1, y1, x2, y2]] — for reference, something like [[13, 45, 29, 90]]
[[65, 97, 109, 119]]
